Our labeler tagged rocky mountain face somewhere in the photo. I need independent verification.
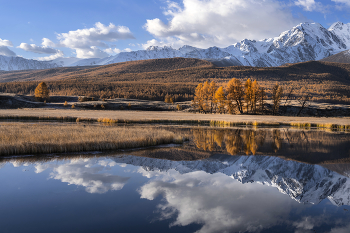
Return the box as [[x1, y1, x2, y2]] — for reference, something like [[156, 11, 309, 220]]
[[0, 55, 59, 71], [112, 154, 350, 206], [65, 21, 350, 67]]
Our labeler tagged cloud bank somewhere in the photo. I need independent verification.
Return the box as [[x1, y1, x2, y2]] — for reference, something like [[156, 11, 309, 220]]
[[143, 0, 302, 49], [57, 22, 135, 58], [0, 38, 16, 56]]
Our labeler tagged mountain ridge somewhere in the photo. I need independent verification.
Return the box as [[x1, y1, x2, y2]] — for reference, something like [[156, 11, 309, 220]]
[[1, 21, 350, 71]]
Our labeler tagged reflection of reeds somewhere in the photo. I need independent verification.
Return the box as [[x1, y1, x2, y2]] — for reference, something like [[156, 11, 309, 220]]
[[1, 115, 349, 131], [0, 123, 183, 156]]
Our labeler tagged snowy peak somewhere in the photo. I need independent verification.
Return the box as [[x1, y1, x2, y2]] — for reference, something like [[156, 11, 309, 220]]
[[329, 21, 350, 48]]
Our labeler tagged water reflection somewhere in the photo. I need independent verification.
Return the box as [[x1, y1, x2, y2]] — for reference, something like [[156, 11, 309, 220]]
[[35, 158, 130, 194], [191, 128, 350, 164], [1, 154, 350, 233], [113, 154, 350, 206]]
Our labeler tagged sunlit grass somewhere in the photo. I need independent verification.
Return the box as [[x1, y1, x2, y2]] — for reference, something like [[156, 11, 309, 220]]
[[0, 123, 184, 156]]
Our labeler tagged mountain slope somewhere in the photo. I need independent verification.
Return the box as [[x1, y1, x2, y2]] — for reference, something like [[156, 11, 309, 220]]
[[320, 49, 350, 63]]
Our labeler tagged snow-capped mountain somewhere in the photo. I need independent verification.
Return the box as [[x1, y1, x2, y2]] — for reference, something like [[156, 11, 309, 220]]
[[59, 21, 350, 68], [0, 55, 59, 71], [2, 21, 350, 71], [113, 154, 350, 206]]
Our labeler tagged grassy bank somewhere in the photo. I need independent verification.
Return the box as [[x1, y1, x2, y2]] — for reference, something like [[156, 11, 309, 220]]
[[0, 123, 184, 156]]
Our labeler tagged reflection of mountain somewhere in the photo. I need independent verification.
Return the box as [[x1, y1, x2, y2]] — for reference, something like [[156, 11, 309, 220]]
[[113, 154, 350, 206]]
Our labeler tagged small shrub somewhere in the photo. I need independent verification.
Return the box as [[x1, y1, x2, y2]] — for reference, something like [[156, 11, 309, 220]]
[[71, 104, 75, 109], [128, 103, 131, 109], [64, 101, 68, 107], [101, 104, 105, 109], [176, 104, 182, 111]]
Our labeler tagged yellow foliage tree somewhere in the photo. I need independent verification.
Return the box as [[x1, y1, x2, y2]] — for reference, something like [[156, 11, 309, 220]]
[[214, 86, 226, 113], [244, 79, 253, 113], [272, 83, 283, 115], [193, 83, 204, 112], [226, 78, 244, 114], [34, 82, 50, 102]]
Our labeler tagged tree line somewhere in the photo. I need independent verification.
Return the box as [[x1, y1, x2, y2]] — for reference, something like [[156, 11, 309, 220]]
[[192, 78, 283, 115]]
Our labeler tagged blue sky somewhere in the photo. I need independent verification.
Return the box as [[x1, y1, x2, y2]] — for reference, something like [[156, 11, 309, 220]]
[[0, 0, 349, 60]]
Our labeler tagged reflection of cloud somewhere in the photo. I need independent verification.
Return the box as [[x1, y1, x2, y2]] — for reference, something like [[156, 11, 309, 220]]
[[330, 223, 350, 233], [35, 158, 129, 194], [139, 170, 298, 233]]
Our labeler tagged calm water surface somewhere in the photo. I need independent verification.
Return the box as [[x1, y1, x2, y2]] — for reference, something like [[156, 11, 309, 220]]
[[1, 127, 350, 233]]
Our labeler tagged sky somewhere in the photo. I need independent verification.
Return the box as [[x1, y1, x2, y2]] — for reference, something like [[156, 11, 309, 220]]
[[0, 0, 349, 61]]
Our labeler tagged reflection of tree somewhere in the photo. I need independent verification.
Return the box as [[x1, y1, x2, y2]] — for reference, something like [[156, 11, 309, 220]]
[[193, 128, 267, 155], [213, 130, 225, 147], [225, 131, 242, 155], [272, 130, 282, 153], [242, 130, 266, 155]]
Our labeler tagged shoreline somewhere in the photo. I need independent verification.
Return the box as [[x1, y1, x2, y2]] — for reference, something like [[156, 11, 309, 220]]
[[1, 109, 350, 130]]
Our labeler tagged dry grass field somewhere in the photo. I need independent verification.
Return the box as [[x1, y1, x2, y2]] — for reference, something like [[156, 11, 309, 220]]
[[0, 122, 183, 156], [1, 58, 350, 103], [1, 109, 350, 129]]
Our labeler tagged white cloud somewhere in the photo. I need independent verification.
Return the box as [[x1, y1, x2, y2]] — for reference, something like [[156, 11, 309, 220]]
[[0, 38, 16, 56], [295, 0, 325, 12], [57, 22, 135, 58], [18, 38, 60, 56], [0, 38, 13, 47], [0, 46, 16, 56], [332, 0, 350, 7], [143, 0, 302, 49], [18, 43, 58, 54], [104, 48, 121, 54], [36, 50, 64, 61], [42, 38, 55, 47]]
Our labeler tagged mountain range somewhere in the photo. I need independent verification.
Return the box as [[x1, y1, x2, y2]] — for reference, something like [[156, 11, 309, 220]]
[[1, 21, 350, 71]]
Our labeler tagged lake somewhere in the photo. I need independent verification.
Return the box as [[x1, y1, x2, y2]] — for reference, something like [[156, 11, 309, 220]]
[[0, 126, 349, 233]]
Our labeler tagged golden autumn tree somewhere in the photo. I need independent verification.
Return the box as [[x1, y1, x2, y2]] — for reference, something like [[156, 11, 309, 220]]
[[214, 86, 226, 113], [193, 83, 204, 112], [208, 81, 217, 113], [272, 83, 283, 115], [226, 78, 244, 114], [244, 78, 253, 113], [202, 81, 210, 112], [34, 82, 50, 102], [251, 80, 261, 114]]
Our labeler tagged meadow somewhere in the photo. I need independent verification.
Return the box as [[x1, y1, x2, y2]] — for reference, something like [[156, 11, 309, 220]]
[[0, 122, 183, 156]]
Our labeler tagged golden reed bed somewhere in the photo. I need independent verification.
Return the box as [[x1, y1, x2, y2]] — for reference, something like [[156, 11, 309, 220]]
[[0, 123, 183, 156]]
